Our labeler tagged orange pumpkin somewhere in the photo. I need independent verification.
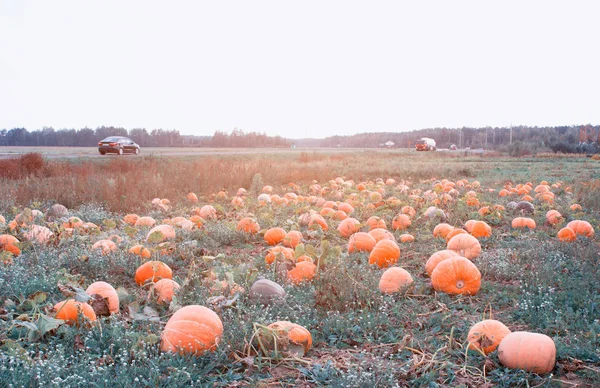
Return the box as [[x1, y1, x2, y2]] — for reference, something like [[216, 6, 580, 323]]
[[53, 299, 97, 326], [401, 206, 416, 218], [264, 227, 287, 245], [146, 224, 176, 242], [433, 223, 453, 239], [199, 205, 217, 220], [511, 217, 536, 230], [445, 228, 468, 242], [447, 234, 481, 259], [282, 230, 303, 248], [369, 228, 396, 242], [391, 214, 411, 231], [129, 244, 151, 259], [265, 321, 312, 356], [369, 239, 401, 268], [399, 234, 415, 243], [378, 267, 413, 294], [497, 332, 556, 374], [425, 249, 460, 276], [92, 239, 118, 255], [134, 261, 173, 285], [557, 227, 576, 242], [287, 261, 317, 284], [566, 220, 594, 238], [86, 281, 119, 314], [470, 221, 492, 239], [431, 256, 481, 295], [123, 214, 139, 226], [366, 216, 386, 231], [265, 246, 294, 265], [308, 214, 329, 231], [337, 218, 361, 238], [570, 204, 582, 212], [337, 202, 354, 214], [152, 278, 181, 303], [467, 319, 511, 354], [186, 192, 199, 203], [545, 210, 562, 225], [347, 232, 377, 253], [135, 216, 156, 227], [161, 305, 223, 355], [237, 217, 260, 234]]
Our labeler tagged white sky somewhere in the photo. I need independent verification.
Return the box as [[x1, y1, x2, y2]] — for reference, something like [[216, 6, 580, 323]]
[[1, 1, 599, 138]]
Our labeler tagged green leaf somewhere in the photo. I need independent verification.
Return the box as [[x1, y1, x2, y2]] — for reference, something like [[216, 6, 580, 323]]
[[305, 244, 317, 257], [2, 340, 33, 365], [15, 320, 38, 332], [102, 219, 117, 230], [147, 231, 165, 243], [36, 314, 64, 336], [294, 244, 306, 258]]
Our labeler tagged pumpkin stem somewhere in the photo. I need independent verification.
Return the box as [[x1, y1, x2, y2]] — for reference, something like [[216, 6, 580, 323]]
[[456, 280, 464, 289]]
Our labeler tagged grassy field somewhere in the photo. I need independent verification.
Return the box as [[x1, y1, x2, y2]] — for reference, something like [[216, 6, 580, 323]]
[[0, 151, 599, 387]]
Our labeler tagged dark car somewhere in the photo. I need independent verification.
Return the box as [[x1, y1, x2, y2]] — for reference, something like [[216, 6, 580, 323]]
[[97, 136, 140, 155]]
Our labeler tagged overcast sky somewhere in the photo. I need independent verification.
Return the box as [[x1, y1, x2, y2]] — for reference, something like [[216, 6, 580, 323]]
[[1, 1, 599, 138]]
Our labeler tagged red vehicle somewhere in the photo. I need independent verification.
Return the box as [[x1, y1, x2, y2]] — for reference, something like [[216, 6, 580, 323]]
[[415, 138, 436, 151]]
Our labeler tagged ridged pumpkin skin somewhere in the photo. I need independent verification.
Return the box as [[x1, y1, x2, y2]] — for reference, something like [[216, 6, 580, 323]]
[[367, 216, 386, 231], [399, 234, 415, 243], [392, 214, 411, 231], [86, 281, 119, 314], [431, 256, 481, 295], [287, 261, 317, 284], [425, 250, 460, 276], [566, 220, 594, 238], [498, 332, 556, 374], [337, 218, 361, 238], [53, 299, 97, 326], [511, 217, 536, 230], [152, 278, 181, 303], [369, 239, 401, 268], [264, 228, 286, 245], [267, 321, 312, 356], [447, 234, 481, 259], [237, 217, 260, 234], [467, 319, 511, 354], [557, 227, 576, 242], [379, 267, 413, 294], [134, 261, 173, 285], [160, 305, 223, 355], [135, 216, 156, 227], [123, 214, 139, 226], [369, 228, 396, 242], [470, 221, 492, 239], [545, 210, 562, 225], [347, 232, 377, 253]]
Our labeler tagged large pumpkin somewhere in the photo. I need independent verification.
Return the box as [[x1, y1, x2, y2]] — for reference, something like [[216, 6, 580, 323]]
[[160, 305, 223, 355], [446, 234, 481, 259], [366, 216, 386, 231], [53, 299, 97, 326], [264, 227, 286, 245], [511, 217, 536, 230], [347, 232, 377, 253], [431, 256, 481, 295], [379, 267, 413, 294], [135, 261, 173, 285], [497, 332, 556, 374], [545, 210, 562, 225], [432, 223, 453, 239], [146, 224, 176, 242], [86, 281, 119, 314], [282, 231, 303, 248], [369, 239, 401, 268], [369, 228, 396, 242], [135, 216, 156, 227], [557, 227, 576, 242], [566, 220, 594, 238], [287, 261, 317, 284], [237, 217, 260, 234], [470, 221, 492, 239], [467, 319, 511, 354], [392, 214, 411, 231]]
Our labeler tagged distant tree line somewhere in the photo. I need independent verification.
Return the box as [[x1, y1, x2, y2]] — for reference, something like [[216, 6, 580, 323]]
[[293, 125, 593, 153], [0, 127, 289, 148]]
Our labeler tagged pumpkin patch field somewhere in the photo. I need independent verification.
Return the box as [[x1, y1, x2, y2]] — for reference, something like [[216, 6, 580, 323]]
[[0, 151, 599, 386]]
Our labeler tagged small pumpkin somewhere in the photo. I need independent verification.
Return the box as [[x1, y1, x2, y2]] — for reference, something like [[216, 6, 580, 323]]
[[265, 246, 294, 265], [369, 239, 401, 268], [557, 227, 576, 242], [379, 267, 413, 294], [146, 224, 176, 242], [53, 299, 97, 326], [467, 319, 511, 354], [399, 234, 415, 243], [337, 218, 361, 238], [248, 279, 286, 305], [92, 239, 118, 255], [470, 221, 492, 239], [260, 321, 312, 357], [287, 261, 317, 284], [432, 223, 453, 239], [545, 210, 562, 225], [497, 332, 556, 374], [135, 216, 157, 227], [511, 217, 536, 230], [86, 281, 119, 315], [282, 231, 303, 248], [123, 214, 139, 226], [431, 256, 481, 295], [237, 217, 260, 234], [135, 260, 173, 285], [129, 244, 151, 259], [369, 228, 396, 242], [160, 305, 223, 355], [367, 216, 386, 231], [391, 214, 411, 231], [152, 278, 181, 304]]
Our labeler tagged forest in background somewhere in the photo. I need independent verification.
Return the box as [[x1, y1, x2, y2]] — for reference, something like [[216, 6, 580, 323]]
[[0, 124, 595, 153]]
